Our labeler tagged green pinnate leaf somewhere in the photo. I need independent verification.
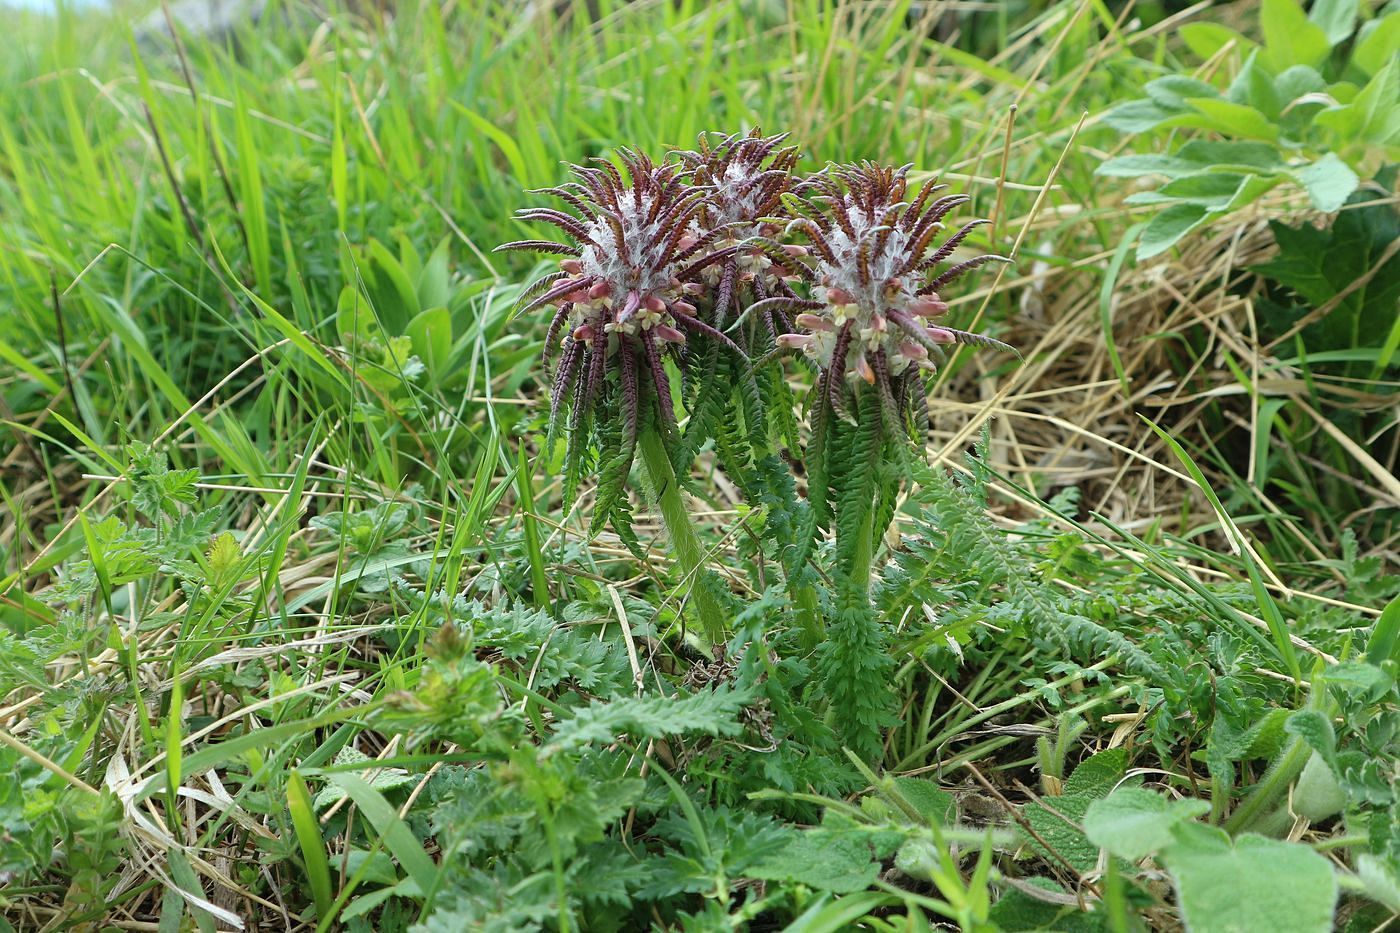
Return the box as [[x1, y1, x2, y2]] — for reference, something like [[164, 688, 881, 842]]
[[546, 686, 753, 754]]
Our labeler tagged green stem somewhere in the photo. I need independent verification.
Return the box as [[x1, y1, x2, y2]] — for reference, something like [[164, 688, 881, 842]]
[[637, 423, 727, 643], [793, 581, 823, 650], [1224, 686, 1332, 835], [849, 493, 876, 594], [1223, 736, 1311, 835], [841, 388, 885, 596]]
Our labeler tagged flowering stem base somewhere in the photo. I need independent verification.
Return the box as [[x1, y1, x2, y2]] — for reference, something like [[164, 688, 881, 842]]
[[637, 422, 729, 644]]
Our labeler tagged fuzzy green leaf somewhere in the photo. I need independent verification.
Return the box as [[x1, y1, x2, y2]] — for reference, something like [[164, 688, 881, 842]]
[[1162, 827, 1339, 932]]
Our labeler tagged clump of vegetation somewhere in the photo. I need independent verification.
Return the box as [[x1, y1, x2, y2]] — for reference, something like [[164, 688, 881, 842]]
[[1, 0, 1397, 930]]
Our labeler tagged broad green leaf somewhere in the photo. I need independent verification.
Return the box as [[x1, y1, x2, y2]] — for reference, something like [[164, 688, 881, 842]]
[[1286, 709, 1338, 770], [1294, 154, 1360, 212], [1103, 99, 1177, 133], [1354, 12, 1400, 76], [1021, 749, 1129, 872], [1138, 203, 1209, 259], [1162, 830, 1338, 933], [1261, 0, 1331, 69], [1084, 788, 1210, 862], [1064, 749, 1128, 797], [891, 777, 957, 824], [1131, 171, 1251, 208], [1252, 192, 1400, 373], [1307, 0, 1358, 45], [1165, 98, 1279, 141], [1315, 59, 1400, 144], [312, 747, 418, 809], [1274, 65, 1327, 103], [1146, 75, 1220, 109], [1121, 190, 1189, 207], [405, 306, 453, 380], [1293, 751, 1346, 820], [366, 238, 420, 334], [1355, 854, 1400, 912], [1022, 793, 1101, 872], [1174, 140, 1284, 170], [749, 831, 880, 894], [1223, 172, 1285, 210], [1179, 23, 1257, 61], [1096, 154, 1194, 178], [1227, 53, 1281, 119], [1367, 596, 1400, 667], [1320, 660, 1393, 702], [416, 236, 453, 311], [336, 284, 371, 343]]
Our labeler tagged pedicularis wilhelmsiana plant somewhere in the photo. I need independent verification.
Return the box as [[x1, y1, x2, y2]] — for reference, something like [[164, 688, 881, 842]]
[[499, 134, 1016, 748], [498, 149, 744, 640], [774, 162, 1014, 587]]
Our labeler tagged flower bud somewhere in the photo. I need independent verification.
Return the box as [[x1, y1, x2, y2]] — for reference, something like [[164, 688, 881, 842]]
[[588, 280, 611, 301], [910, 296, 948, 318], [572, 324, 596, 342], [855, 353, 876, 384], [654, 324, 687, 344], [926, 327, 955, 344], [643, 294, 667, 313], [795, 313, 834, 332], [777, 333, 812, 349], [671, 301, 697, 316], [560, 259, 583, 275]]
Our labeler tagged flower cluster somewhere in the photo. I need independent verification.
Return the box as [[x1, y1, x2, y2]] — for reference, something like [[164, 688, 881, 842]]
[[673, 130, 811, 333], [777, 163, 1011, 405], [498, 138, 1015, 522], [497, 149, 738, 433]]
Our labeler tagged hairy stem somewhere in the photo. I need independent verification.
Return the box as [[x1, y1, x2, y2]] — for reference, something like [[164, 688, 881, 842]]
[[793, 578, 824, 650], [637, 421, 728, 643], [848, 491, 877, 593], [1224, 687, 1331, 834], [1223, 736, 1311, 835]]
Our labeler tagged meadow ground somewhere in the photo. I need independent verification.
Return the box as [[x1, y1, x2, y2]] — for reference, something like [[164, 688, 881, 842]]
[[1, 0, 1397, 929]]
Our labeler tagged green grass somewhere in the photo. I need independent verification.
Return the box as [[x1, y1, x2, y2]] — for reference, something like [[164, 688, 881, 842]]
[[1, 0, 1398, 930]]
